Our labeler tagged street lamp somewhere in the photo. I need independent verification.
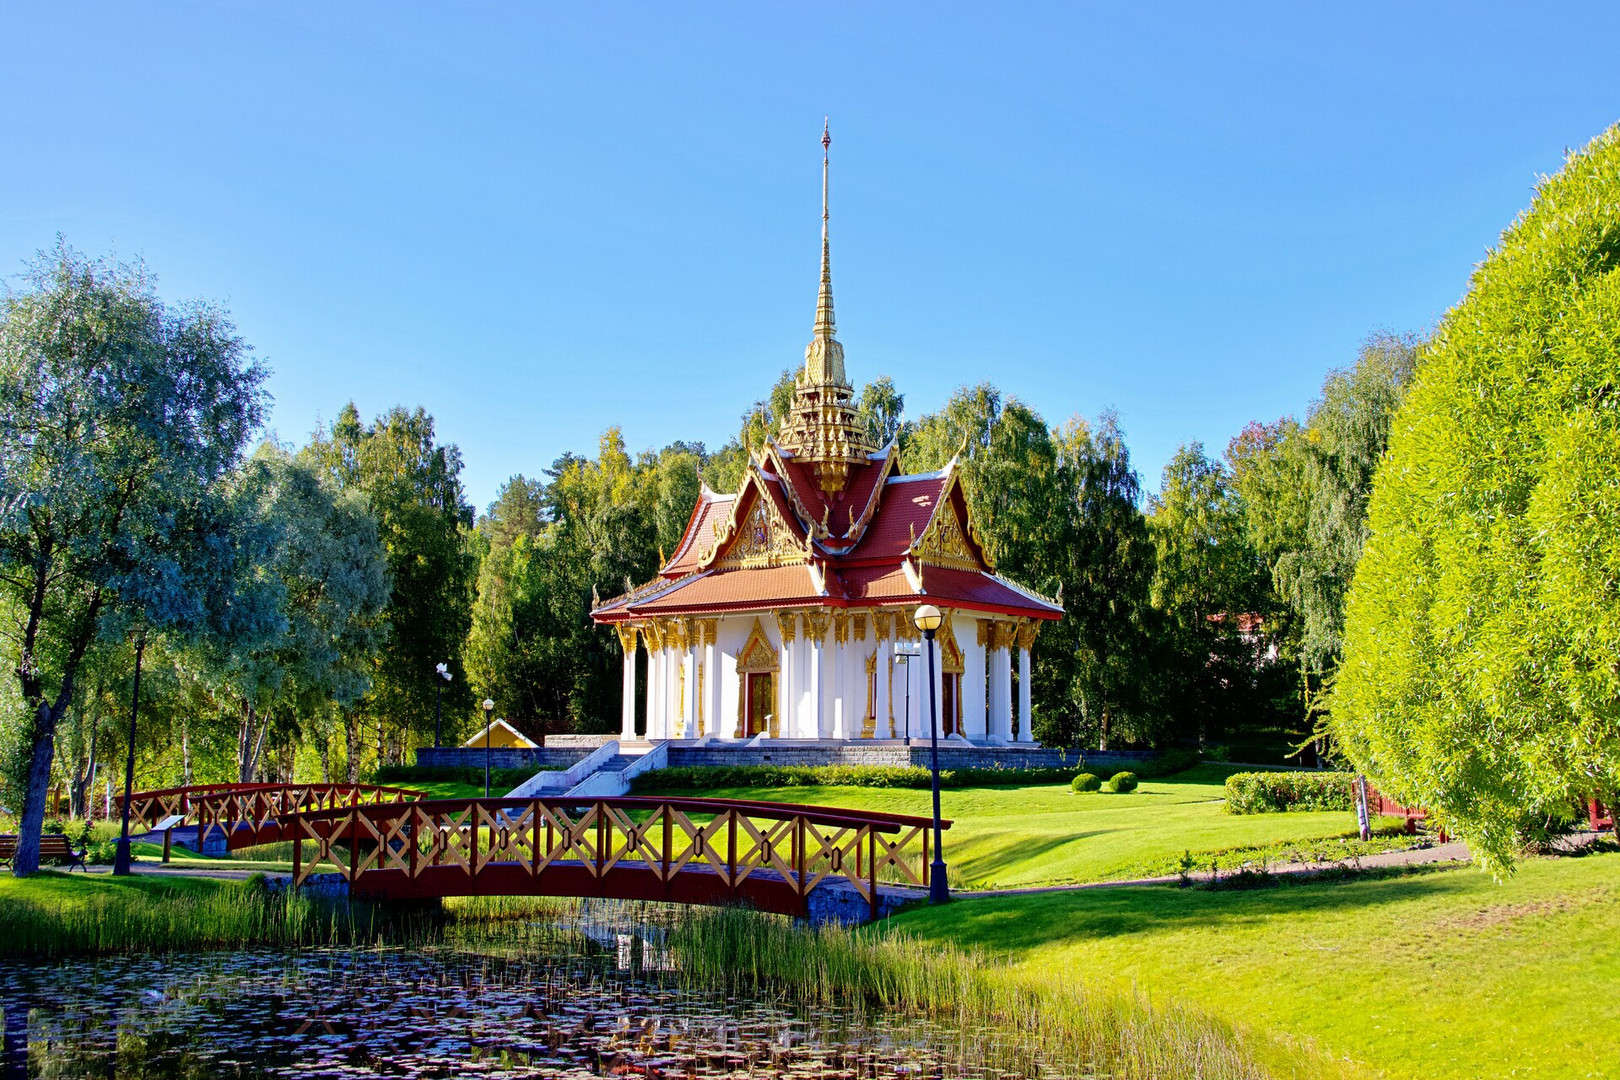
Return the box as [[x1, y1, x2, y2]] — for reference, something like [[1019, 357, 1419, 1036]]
[[113, 633, 147, 877], [481, 699, 495, 798], [434, 662, 452, 748], [912, 604, 949, 904]]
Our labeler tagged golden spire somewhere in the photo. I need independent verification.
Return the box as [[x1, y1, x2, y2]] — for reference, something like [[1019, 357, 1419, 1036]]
[[777, 118, 874, 496], [815, 118, 836, 342], [801, 119, 846, 387]]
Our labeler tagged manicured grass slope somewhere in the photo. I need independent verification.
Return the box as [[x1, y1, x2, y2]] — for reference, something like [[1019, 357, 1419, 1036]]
[[888, 852, 1620, 1080], [660, 764, 1358, 887]]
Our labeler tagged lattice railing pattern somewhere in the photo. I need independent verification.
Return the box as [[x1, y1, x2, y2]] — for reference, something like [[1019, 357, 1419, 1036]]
[[284, 796, 940, 913], [117, 784, 423, 840]]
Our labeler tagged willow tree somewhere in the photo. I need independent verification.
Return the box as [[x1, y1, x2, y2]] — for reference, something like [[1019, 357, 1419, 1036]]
[[0, 244, 264, 874], [1334, 126, 1620, 870]]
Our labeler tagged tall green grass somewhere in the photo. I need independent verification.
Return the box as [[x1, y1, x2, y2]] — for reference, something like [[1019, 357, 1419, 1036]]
[[668, 906, 1345, 1080], [0, 878, 436, 959]]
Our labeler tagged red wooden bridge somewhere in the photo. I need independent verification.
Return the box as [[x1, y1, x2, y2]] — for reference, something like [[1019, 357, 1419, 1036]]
[[282, 795, 947, 920], [118, 783, 425, 853]]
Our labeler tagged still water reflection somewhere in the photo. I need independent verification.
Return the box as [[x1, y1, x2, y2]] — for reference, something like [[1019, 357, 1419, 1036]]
[[0, 909, 1064, 1079]]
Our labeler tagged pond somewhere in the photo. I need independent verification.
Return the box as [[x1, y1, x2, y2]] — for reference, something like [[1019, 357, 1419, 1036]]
[[0, 905, 1069, 1080]]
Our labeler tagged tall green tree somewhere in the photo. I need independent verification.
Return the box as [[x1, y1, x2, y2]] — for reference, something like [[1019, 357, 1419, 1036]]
[[856, 376, 905, 447], [305, 404, 475, 762], [1334, 126, 1620, 870], [1148, 443, 1272, 744], [0, 244, 265, 874], [1038, 413, 1163, 749]]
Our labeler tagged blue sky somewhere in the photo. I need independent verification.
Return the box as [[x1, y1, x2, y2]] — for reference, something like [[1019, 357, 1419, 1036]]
[[3, 3, 1618, 511]]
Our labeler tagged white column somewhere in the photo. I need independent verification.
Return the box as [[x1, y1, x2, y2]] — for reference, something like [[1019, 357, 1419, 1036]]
[[658, 645, 674, 739], [644, 642, 659, 739], [620, 629, 637, 740], [994, 641, 1014, 741], [1017, 646, 1034, 743], [963, 621, 987, 741], [790, 632, 807, 737], [831, 633, 849, 740], [807, 636, 824, 739], [683, 637, 696, 738], [876, 639, 892, 738], [931, 636, 946, 738], [705, 631, 720, 739], [906, 643, 921, 739]]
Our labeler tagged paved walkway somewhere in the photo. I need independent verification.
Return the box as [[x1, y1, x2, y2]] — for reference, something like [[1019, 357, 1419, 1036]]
[[85, 864, 265, 881], [960, 838, 1476, 899]]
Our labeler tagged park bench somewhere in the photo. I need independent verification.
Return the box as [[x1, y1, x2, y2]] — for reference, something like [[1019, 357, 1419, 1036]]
[[0, 833, 89, 872]]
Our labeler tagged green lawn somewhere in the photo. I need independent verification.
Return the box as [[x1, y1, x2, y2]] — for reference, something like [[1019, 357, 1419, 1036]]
[[0, 868, 235, 907], [886, 849, 1620, 1079], [653, 763, 1373, 888]]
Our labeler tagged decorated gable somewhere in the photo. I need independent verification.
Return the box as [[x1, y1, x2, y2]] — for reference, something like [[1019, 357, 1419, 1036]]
[[700, 473, 809, 571]]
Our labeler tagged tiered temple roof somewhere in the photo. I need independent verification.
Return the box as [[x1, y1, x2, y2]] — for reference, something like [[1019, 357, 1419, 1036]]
[[591, 125, 1062, 628]]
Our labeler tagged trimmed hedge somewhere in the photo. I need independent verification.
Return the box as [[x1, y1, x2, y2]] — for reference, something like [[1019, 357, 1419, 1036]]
[[634, 750, 1207, 795], [1224, 771, 1354, 814], [634, 763, 1084, 794], [1106, 771, 1139, 794], [1070, 773, 1101, 793]]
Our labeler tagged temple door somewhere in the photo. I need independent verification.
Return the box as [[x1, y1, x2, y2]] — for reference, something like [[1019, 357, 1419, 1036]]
[[941, 675, 960, 736], [746, 672, 774, 735]]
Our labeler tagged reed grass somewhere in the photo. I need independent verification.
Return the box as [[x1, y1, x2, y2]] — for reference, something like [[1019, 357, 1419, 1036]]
[[0, 874, 437, 960], [667, 906, 1348, 1080]]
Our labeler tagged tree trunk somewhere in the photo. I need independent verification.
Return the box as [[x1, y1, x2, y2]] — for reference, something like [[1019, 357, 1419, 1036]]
[[318, 737, 331, 784], [13, 701, 59, 876], [343, 711, 360, 784], [238, 703, 270, 784], [181, 717, 192, 787]]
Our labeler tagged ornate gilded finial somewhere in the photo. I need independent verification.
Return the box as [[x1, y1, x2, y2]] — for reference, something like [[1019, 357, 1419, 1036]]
[[814, 118, 836, 348], [776, 118, 874, 495]]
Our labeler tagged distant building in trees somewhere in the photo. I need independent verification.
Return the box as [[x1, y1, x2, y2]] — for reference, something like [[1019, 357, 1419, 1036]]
[[590, 126, 1061, 744]]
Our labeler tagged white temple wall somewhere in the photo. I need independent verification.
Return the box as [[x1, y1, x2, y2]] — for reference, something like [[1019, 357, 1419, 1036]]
[[715, 616, 760, 739]]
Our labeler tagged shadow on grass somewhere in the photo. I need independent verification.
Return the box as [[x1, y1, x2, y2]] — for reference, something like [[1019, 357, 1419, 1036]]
[[951, 828, 1122, 881], [892, 861, 1488, 953]]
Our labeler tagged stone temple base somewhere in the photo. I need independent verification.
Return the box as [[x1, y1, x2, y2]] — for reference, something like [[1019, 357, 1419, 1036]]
[[663, 739, 1079, 771], [416, 739, 1161, 774]]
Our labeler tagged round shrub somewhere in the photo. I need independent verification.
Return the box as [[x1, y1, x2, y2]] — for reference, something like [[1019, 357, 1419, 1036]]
[[1108, 771, 1139, 793], [1070, 772, 1101, 793]]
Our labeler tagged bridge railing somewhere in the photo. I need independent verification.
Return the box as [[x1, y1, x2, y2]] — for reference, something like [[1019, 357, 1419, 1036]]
[[281, 795, 950, 917], [117, 783, 425, 843]]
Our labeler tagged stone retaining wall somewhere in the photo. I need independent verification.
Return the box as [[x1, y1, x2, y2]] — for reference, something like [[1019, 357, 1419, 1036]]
[[415, 741, 1163, 775], [413, 746, 596, 771]]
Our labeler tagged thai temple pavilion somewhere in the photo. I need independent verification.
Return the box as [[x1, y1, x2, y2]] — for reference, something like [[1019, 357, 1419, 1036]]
[[591, 126, 1062, 745]]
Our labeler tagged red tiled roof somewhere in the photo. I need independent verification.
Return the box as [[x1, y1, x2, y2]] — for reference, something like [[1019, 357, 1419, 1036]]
[[663, 492, 735, 576], [773, 450, 888, 543], [840, 565, 1061, 618], [849, 475, 945, 560], [597, 563, 1058, 620], [614, 566, 826, 616], [595, 449, 1058, 624]]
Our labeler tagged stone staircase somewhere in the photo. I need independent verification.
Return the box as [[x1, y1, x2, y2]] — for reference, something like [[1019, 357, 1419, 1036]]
[[503, 739, 668, 799]]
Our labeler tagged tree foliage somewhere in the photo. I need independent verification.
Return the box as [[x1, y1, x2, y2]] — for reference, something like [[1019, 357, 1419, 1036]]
[[304, 404, 475, 762], [0, 243, 265, 873], [1147, 443, 1274, 743], [1333, 126, 1620, 870]]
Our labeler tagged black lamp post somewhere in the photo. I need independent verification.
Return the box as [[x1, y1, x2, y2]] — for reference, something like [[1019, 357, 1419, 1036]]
[[913, 604, 949, 903], [113, 633, 147, 877], [434, 662, 452, 748], [481, 699, 495, 798]]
